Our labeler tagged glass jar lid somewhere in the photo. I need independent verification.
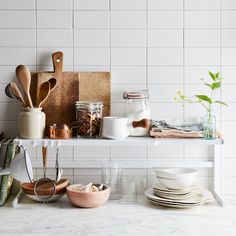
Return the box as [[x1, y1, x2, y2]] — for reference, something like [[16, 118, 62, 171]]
[[123, 90, 149, 100], [75, 101, 103, 107]]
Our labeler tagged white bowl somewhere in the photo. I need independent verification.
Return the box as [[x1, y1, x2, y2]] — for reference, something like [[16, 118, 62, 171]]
[[156, 176, 196, 190], [155, 168, 198, 180]]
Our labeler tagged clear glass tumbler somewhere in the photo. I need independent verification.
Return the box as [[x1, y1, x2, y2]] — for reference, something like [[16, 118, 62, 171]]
[[101, 160, 121, 200], [120, 176, 137, 204]]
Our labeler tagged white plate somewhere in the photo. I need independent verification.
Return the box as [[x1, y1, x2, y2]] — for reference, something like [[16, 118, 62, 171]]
[[145, 188, 214, 205], [25, 193, 65, 202], [152, 182, 200, 195]]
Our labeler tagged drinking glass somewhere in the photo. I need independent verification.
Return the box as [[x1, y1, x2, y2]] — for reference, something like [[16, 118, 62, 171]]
[[120, 176, 137, 204]]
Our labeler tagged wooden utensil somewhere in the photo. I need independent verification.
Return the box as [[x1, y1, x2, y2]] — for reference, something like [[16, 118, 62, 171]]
[[30, 51, 110, 132], [15, 65, 33, 108], [37, 81, 50, 107], [10, 82, 27, 107]]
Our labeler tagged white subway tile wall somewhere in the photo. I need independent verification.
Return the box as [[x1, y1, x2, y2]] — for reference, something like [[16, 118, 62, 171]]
[[0, 0, 235, 197]]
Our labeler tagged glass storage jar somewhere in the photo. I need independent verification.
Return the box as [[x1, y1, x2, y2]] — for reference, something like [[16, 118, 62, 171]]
[[123, 90, 150, 136], [75, 101, 103, 138]]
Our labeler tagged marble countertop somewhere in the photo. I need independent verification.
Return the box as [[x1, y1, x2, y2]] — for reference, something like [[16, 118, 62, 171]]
[[1, 195, 236, 236]]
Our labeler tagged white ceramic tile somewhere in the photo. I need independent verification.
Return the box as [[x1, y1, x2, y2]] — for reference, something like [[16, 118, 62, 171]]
[[148, 66, 183, 84], [185, 11, 220, 29], [111, 11, 146, 29], [148, 0, 183, 10], [221, 103, 236, 121], [148, 145, 183, 158], [36, 146, 74, 158], [74, 168, 101, 176], [37, 0, 72, 10], [111, 102, 125, 116], [111, 29, 146, 48], [74, 0, 109, 10], [185, 29, 220, 48], [148, 48, 183, 66], [74, 65, 110, 71], [222, 158, 236, 176], [148, 29, 183, 48], [111, 84, 146, 102], [0, 66, 18, 83], [221, 140, 236, 157], [150, 102, 184, 119], [0, 29, 36, 47], [222, 29, 236, 47], [184, 66, 220, 84], [37, 48, 73, 66], [185, 0, 220, 10], [0, 103, 21, 121], [111, 48, 146, 66], [0, 0, 35, 9], [0, 48, 36, 65], [222, 48, 236, 66], [73, 175, 101, 184], [0, 121, 18, 137], [111, 145, 146, 158], [185, 48, 220, 66], [222, 84, 236, 102], [221, 177, 236, 194], [111, 66, 146, 84], [184, 145, 213, 158], [0, 11, 35, 28], [0, 84, 14, 102], [37, 11, 72, 29], [222, 0, 236, 9], [74, 11, 109, 28], [37, 29, 73, 47], [222, 11, 236, 28], [37, 168, 73, 176], [221, 121, 236, 139], [74, 48, 110, 65], [148, 11, 183, 29], [37, 65, 73, 72], [74, 146, 110, 158], [221, 66, 236, 83], [111, 0, 146, 10], [149, 84, 181, 102], [74, 29, 109, 47]]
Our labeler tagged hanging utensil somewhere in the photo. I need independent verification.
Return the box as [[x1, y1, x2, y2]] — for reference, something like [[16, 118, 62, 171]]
[[34, 146, 56, 202], [10, 82, 28, 107], [37, 81, 50, 108], [55, 146, 63, 183], [15, 65, 33, 108]]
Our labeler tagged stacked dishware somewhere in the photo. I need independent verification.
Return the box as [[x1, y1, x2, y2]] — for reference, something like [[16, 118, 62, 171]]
[[145, 168, 215, 208]]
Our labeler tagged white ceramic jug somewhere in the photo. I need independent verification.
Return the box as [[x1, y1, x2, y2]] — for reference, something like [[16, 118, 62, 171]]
[[19, 107, 46, 139]]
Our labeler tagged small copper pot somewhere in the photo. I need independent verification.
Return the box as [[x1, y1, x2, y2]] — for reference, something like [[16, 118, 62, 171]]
[[49, 124, 72, 139]]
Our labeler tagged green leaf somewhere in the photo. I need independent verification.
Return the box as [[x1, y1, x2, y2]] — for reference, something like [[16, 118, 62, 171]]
[[204, 82, 213, 89], [215, 72, 220, 78], [209, 71, 216, 81], [195, 95, 212, 103], [215, 100, 228, 106], [211, 81, 221, 90]]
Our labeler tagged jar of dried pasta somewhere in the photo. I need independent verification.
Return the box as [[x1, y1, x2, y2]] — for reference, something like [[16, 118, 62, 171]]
[[75, 101, 103, 137]]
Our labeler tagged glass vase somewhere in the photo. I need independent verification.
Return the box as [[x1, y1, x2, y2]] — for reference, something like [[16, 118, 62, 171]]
[[203, 109, 216, 140]]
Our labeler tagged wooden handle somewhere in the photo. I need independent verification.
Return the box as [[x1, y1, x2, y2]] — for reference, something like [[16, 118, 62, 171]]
[[52, 51, 63, 74], [42, 146, 47, 168], [132, 119, 151, 129]]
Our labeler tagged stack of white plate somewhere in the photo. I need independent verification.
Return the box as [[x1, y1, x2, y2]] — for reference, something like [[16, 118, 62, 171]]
[[144, 182, 215, 208]]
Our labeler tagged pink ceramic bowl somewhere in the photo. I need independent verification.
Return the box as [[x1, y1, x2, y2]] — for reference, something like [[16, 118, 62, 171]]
[[66, 184, 110, 208]]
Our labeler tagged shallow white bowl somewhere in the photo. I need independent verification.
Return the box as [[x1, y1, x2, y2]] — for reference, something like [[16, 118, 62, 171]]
[[156, 176, 196, 190], [155, 168, 198, 180]]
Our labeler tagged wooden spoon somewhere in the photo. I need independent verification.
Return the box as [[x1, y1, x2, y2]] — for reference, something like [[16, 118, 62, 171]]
[[37, 81, 50, 108], [15, 65, 33, 108], [48, 78, 57, 92], [10, 82, 27, 107]]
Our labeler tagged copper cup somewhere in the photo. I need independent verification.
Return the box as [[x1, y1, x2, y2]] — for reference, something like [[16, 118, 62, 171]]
[[49, 124, 72, 139]]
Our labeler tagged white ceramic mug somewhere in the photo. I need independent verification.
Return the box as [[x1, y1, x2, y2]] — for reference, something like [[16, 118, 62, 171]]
[[102, 117, 129, 140]]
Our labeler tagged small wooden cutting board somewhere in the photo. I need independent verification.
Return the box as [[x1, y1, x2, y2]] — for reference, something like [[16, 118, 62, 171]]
[[30, 52, 110, 132]]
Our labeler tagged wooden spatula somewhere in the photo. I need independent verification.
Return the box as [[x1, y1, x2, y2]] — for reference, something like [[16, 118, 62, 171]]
[[10, 82, 27, 107], [37, 81, 50, 108], [15, 65, 33, 108]]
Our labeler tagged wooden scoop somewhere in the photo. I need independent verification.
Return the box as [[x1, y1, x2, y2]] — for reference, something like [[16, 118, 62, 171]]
[[132, 119, 151, 129], [37, 81, 50, 107], [10, 82, 27, 107], [15, 65, 33, 108]]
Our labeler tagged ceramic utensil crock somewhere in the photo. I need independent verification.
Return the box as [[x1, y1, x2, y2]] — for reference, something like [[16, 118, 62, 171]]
[[19, 107, 46, 139]]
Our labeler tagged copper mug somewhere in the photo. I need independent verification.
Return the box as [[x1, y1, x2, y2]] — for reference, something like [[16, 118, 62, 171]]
[[49, 124, 72, 139]]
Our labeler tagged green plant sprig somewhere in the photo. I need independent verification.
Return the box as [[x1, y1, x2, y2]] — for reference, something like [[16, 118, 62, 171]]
[[174, 71, 228, 111]]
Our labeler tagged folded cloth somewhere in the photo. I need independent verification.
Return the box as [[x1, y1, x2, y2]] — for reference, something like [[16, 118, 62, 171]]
[[150, 119, 204, 138], [151, 119, 204, 132]]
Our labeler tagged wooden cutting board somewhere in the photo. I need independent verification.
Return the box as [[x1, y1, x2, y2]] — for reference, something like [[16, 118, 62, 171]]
[[30, 51, 110, 132]]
